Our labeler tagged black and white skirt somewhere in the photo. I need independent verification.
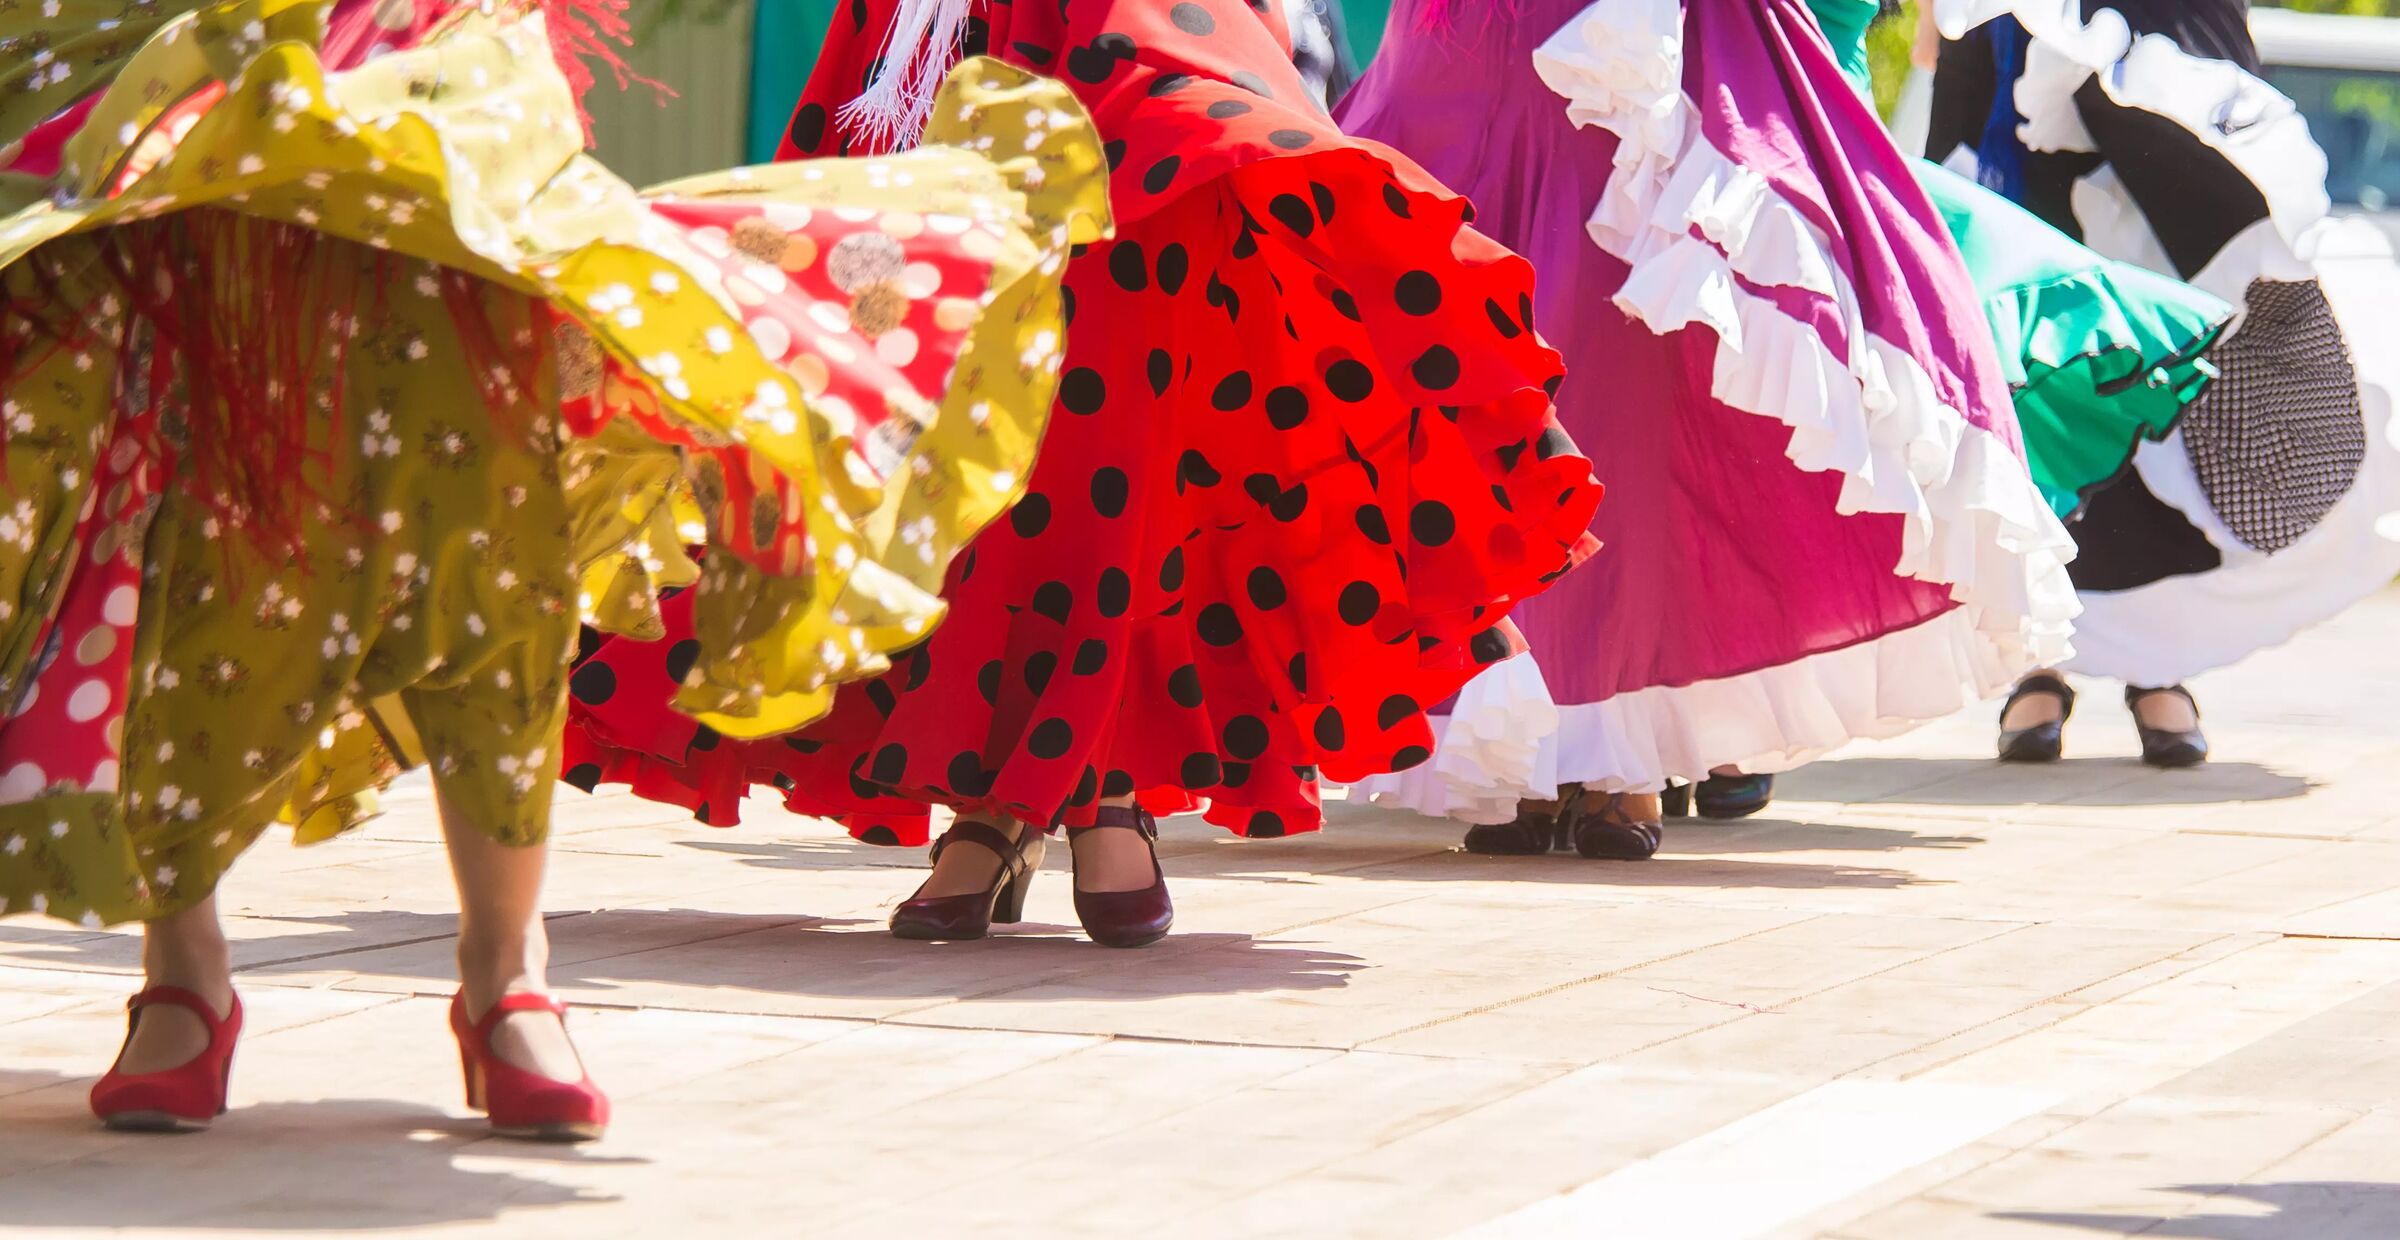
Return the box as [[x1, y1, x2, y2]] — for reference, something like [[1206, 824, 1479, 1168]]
[[1933, 0, 2400, 685]]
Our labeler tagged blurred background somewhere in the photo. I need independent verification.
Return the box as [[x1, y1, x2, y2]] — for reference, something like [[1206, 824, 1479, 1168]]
[[595, 0, 2400, 242]]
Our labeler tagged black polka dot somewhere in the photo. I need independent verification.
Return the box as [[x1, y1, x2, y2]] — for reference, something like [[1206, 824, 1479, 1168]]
[[1170, 1, 1215, 32], [663, 638, 701, 686], [1061, 368, 1106, 415], [1287, 652, 1309, 693], [1536, 425, 1574, 460], [1072, 765, 1100, 805], [1094, 31, 1136, 57], [1168, 664, 1204, 708], [977, 659, 1004, 705], [1355, 505, 1392, 545], [562, 763, 602, 792], [1144, 155, 1182, 195], [1147, 348, 1174, 396], [848, 755, 884, 799], [1267, 193, 1314, 237], [870, 743, 908, 783], [1102, 137, 1127, 168], [1070, 44, 1120, 84], [1072, 639, 1109, 675], [1310, 181, 1336, 224], [1395, 271, 1441, 315], [1177, 450, 1221, 490], [569, 662, 616, 705], [1104, 769, 1137, 797], [1028, 718, 1074, 760], [1470, 626, 1513, 664], [1197, 603, 1243, 646], [1411, 345, 1461, 390], [1338, 581, 1380, 625], [1012, 40, 1055, 64], [1098, 567, 1132, 616], [1011, 493, 1053, 538], [1159, 545, 1187, 592], [784, 734, 824, 754], [963, 14, 990, 53], [1182, 752, 1223, 788], [1325, 359, 1374, 402], [862, 682, 896, 718], [1264, 385, 1309, 430], [1329, 289, 1360, 321], [1267, 129, 1315, 151], [1030, 581, 1072, 624], [1109, 243, 1149, 292], [1412, 501, 1456, 546], [1090, 467, 1129, 518], [1224, 715, 1269, 759], [1156, 243, 1190, 295], [1230, 70, 1273, 98], [1390, 745, 1431, 771], [1023, 649, 1059, 694], [1247, 567, 1287, 609], [1314, 708, 1347, 750], [1207, 99, 1253, 119], [1485, 297, 1523, 338], [1148, 72, 1193, 97], [904, 646, 933, 691], [1220, 760, 1253, 789], [1249, 811, 1287, 838], [787, 103, 827, 152], [1378, 694, 1420, 730], [1212, 371, 1253, 411], [861, 825, 901, 846], [948, 752, 995, 796]]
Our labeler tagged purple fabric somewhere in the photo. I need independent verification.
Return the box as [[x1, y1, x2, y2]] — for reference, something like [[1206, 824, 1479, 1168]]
[[1335, 0, 2001, 709]]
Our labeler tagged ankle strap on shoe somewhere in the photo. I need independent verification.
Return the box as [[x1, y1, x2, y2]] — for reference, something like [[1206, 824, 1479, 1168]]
[[468, 991, 571, 1040], [1071, 805, 1157, 839], [126, 985, 235, 1034], [931, 819, 1040, 877], [2124, 683, 2198, 717], [2009, 672, 2076, 710]]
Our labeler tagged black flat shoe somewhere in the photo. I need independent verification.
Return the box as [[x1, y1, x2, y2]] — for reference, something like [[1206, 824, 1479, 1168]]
[[1461, 802, 1569, 855], [1695, 772, 1774, 820], [1997, 672, 2076, 763], [2126, 684, 2208, 769], [1564, 790, 1661, 861]]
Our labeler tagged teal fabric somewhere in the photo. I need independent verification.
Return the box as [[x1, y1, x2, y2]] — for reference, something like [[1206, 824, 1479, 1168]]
[[747, 0, 838, 163], [1804, 0, 1879, 98]]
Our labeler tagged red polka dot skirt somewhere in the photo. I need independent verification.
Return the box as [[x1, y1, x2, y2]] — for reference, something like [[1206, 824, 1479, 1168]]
[[561, 0, 1603, 843]]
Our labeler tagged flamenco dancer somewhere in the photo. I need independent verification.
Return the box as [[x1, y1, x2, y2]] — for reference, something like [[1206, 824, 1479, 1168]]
[[1342, 0, 2083, 854], [565, 0, 1604, 943], [1933, 0, 2400, 768], [0, 2, 1102, 1135]]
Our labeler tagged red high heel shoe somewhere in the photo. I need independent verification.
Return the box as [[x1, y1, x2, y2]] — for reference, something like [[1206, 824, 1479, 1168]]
[[889, 820, 1048, 941], [90, 985, 243, 1133], [1069, 806, 1174, 948], [448, 992, 609, 1143]]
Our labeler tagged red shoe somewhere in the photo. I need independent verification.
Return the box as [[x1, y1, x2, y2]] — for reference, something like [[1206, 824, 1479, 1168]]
[[89, 985, 243, 1133], [448, 992, 609, 1143]]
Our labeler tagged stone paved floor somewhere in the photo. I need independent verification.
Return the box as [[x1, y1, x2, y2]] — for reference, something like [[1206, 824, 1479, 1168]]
[[8, 593, 2400, 1237]]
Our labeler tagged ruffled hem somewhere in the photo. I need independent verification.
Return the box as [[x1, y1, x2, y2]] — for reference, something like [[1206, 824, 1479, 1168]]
[[1350, 604, 2026, 818], [1535, 0, 2078, 675]]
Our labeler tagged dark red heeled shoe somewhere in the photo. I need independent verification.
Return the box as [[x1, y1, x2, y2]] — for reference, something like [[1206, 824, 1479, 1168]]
[[90, 985, 244, 1133], [1069, 806, 1174, 949], [449, 992, 610, 1143], [889, 820, 1048, 941]]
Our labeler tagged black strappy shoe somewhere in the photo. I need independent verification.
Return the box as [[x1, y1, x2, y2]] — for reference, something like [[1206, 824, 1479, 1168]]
[[1997, 672, 2076, 763], [1461, 801, 1570, 855], [1563, 789, 1662, 861], [1067, 806, 1174, 948], [889, 820, 1046, 941], [2126, 684, 2208, 769]]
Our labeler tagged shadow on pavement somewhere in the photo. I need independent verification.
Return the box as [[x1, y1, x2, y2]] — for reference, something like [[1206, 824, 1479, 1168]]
[[0, 1069, 629, 1229], [1784, 757, 2313, 806], [1995, 1181, 2400, 1237]]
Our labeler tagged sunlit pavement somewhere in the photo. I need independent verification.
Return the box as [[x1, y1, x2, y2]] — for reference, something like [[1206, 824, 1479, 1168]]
[[8, 594, 2400, 1237]]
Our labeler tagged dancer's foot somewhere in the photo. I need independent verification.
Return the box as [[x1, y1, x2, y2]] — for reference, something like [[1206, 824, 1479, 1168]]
[[1069, 797, 1159, 893], [457, 948, 585, 1086], [118, 905, 235, 1076], [914, 816, 1032, 899]]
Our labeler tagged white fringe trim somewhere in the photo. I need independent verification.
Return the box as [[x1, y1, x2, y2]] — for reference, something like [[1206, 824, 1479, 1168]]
[[837, 0, 974, 151]]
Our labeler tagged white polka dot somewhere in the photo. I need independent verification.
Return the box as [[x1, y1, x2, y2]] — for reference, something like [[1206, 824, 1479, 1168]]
[[66, 681, 110, 723], [874, 327, 921, 367], [0, 762, 46, 804], [103, 586, 138, 626], [748, 315, 793, 361], [901, 262, 943, 298], [87, 761, 117, 792]]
